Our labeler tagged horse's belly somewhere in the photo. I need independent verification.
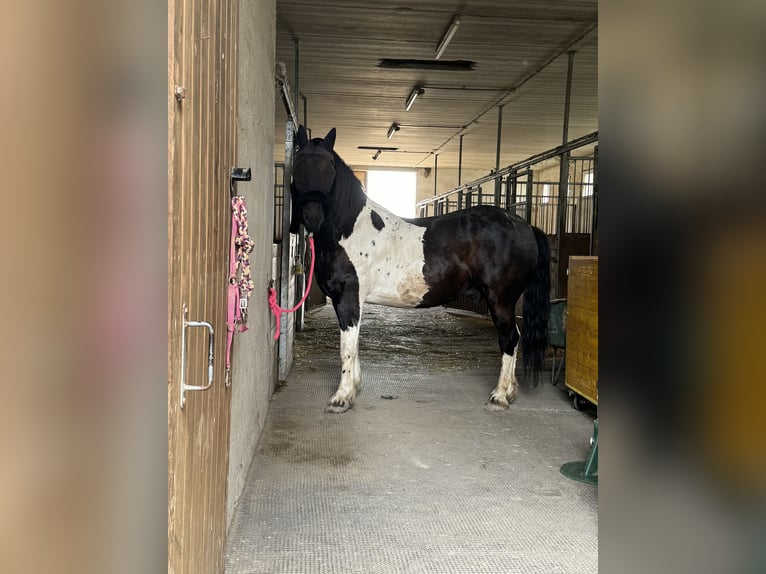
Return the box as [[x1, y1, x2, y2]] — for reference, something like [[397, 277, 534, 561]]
[[365, 267, 427, 308]]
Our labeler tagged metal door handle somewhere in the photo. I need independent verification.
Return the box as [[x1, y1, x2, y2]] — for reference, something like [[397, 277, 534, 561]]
[[180, 304, 215, 408]]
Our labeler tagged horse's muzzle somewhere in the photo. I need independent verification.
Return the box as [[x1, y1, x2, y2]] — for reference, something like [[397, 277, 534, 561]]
[[301, 201, 325, 233]]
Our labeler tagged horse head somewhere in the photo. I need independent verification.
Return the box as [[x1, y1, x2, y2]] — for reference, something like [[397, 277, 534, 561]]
[[290, 126, 337, 233]]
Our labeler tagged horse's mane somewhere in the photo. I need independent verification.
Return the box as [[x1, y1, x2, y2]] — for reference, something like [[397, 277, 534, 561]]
[[324, 150, 367, 239]]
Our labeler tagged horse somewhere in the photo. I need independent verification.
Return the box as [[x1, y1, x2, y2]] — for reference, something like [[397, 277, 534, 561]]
[[289, 126, 550, 413]]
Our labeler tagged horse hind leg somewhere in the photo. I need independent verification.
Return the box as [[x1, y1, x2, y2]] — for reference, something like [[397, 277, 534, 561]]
[[485, 302, 521, 411]]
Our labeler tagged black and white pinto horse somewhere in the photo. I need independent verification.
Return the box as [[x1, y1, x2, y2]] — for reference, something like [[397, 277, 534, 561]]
[[290, 126, 550, 413]]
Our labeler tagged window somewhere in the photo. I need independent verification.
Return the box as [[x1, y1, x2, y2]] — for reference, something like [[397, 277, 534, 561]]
[[366, 170, 417, 217], [582, 171, 594, 197]]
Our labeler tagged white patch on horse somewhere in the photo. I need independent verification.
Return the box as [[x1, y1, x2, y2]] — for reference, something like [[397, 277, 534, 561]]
[[339, 201, 428, 307], [487, 352, 519, 408]]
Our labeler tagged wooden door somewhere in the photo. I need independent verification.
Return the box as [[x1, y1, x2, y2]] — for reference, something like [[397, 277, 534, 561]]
[[168, 0, 237, 571]]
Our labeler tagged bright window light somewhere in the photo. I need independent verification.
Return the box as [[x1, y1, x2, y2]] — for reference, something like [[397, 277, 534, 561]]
[[366, 170, 417, 217], [583, 171, 594, 197], [542, 183, 551, 204]]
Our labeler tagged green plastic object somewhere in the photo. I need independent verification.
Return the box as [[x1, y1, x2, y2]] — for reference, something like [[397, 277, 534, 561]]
[[560, 419, 598, 484], [548, 299, 567, 349]]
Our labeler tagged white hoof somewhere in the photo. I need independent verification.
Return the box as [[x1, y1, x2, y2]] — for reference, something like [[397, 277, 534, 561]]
[[325, 393, 354, 413], [484, 401, 508, 412], [485, 387, 517, 411]]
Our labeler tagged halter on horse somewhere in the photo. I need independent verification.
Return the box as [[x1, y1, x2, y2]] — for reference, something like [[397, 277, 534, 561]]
[[290, 126, 550, 413]]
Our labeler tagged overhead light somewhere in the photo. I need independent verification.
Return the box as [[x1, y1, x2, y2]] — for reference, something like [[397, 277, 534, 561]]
[[387, 123, 400, 139], [372, 150, 382, 160], [378, 59, 476, 71], [405, 86, 425, 111], [358, 145, 398, 151], [435, 15, 461, 60]]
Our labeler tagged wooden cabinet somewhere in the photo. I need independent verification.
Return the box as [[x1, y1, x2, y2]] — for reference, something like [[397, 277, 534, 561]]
[[565, 257, 598, 405]]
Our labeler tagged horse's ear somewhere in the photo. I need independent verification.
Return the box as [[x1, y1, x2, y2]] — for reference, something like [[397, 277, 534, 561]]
[[296, 125, 309, 148], [323, 128, 336, 151]]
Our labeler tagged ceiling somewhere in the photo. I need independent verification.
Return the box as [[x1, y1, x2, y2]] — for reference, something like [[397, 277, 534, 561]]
[[275, 1, 598, 172]]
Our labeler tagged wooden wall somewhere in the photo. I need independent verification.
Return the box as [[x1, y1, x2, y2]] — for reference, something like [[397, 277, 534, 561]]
[[168, 0, 238, 571]]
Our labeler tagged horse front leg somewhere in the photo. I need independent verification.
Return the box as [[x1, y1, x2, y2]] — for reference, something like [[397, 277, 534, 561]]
[[326, 323, 361, 413], [326, 294, 364, 413]]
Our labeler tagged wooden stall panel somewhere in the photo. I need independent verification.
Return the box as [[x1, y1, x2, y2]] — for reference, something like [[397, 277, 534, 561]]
[[565, 256, 598, 405], [168, 0, 237, 572]]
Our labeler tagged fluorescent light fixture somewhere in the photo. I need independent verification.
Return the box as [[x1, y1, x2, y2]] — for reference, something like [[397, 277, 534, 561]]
[[372, 150, 382, 160], [387, 123, 400, 139], [435, 15, 461, 60], [405, 86, 425, 111], [358, 145, 398, 151]]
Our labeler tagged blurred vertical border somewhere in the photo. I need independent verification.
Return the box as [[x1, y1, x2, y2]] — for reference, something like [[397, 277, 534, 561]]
[[0, 0, 166, 572], [601, 0, 766, 572]]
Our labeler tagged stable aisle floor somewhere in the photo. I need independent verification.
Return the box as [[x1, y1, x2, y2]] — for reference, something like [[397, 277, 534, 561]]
[[225, 304, 597, 574]]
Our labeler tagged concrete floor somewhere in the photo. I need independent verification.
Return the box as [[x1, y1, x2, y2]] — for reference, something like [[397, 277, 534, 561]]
[[225, 304, 597, 574]]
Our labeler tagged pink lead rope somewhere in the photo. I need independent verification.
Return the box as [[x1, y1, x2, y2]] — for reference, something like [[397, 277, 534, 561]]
[[268, 235, 316, 341], [225, 196, 254, 385]]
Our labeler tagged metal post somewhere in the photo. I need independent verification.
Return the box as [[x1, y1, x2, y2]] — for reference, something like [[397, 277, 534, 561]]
[[525, 170, 533, 223], [458, 134, 463, 186], [590, 145, 598, 255], [477, 185, 483, 206], [293, 39, 306, 331], [458, 189, 463, 211], [279, 120, 296, 379], [494, 105, 503, 205], [561, 52, 574, 147], [510, 171, 517, 207], [433, 154, 438, 197], [555, 50, 575, 297], [560, 419, 598, 484], [505, 171, 517, 213]]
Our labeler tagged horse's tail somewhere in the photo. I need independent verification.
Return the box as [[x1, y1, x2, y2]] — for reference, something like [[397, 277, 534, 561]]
[[520, 226, 551, 380]]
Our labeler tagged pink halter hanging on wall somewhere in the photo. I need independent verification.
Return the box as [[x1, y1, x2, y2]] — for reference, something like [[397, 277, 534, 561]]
[[225, 196, 254, 385]]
